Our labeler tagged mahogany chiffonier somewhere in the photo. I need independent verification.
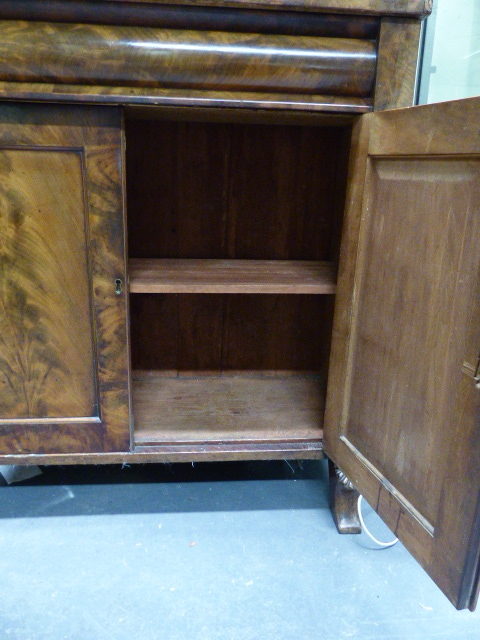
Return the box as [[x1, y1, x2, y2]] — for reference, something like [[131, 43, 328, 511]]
[[0, 0, 478, 610]]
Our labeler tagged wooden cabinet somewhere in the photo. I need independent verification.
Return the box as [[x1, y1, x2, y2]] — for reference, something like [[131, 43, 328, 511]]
[[125, 111, 347, 457], [0, 103, 130, 455], [0, 0, 478, 611]]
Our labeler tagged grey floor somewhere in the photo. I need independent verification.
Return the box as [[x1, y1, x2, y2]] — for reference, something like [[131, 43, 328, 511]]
[[0, 460, 478, 639]]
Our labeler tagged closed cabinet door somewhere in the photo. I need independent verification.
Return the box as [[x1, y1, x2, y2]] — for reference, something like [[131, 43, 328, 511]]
[[0, 103, 130, 455], [324, 97, 480, 610]]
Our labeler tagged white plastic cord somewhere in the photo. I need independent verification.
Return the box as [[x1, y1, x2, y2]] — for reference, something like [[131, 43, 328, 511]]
[[358, 495, 399, 548]]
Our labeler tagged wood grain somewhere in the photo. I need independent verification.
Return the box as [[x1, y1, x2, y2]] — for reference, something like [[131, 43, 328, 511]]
[[124, 105, 355, 126], [373, 17, 422, 110], [0, 103, 130, 455], [328, 460, 361, 534], [132, 373, 325, 444], [130, 293, 330, 374], [225, 124, 342, 259], [0, 440, 324, 464], [348, 158, 480, 525], [129, 294, 178, 371], [221, 295, 330, 373], [0, 149, 95, 419], [127, 118, 349, 376], [129, 259, 337, 294], [93, 0, 432, 18], [126, 119, 349, 262], [324, 96, 480, 610], [0, 21, 377, 97], [0, 1, 380, 39], [0, 82, 373, 113]]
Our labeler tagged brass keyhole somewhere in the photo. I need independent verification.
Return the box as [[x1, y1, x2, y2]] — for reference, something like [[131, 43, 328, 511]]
[[114, 278, 123, 295]]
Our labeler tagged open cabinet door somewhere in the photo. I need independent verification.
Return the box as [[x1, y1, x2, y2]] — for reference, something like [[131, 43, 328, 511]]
[[324, 97, 480, 610]]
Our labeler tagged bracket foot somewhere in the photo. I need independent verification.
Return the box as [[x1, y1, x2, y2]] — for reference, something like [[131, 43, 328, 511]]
[[328, 460, 361, 534]]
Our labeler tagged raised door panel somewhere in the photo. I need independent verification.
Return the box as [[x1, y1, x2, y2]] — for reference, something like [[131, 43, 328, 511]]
[[324, 97, 480, 610], [0, 103, 130, 455]]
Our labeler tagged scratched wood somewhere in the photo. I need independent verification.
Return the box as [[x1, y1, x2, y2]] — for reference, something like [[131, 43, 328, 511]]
[[324, 97, 480, 610], [133, 373, 325, 444]]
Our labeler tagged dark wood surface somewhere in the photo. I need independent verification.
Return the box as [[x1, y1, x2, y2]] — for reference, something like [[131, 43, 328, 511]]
[[124, 105, 355, 125], [373, 17, 422, 110], [126, 118, 349, 261], [0, 82, 373, 113], [130, 293, 332, 374], [324, 97, 480, 610], [0, 1, 380, 39], [126, 117, 348, 376], [88, 0, 433, 18], [0, 103, 130, 455], [0, 1, 429, 113], [0, 21, 376, 97]]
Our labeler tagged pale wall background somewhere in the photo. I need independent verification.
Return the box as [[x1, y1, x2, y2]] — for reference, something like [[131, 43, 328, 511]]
[[419, 0, 480, 103]]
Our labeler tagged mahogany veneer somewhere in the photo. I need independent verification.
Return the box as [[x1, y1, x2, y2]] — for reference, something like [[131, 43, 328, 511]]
[[1, 0, 479, 614]]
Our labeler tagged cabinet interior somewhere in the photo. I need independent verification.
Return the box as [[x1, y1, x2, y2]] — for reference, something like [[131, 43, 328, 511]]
[[125, 107, 352, 451]]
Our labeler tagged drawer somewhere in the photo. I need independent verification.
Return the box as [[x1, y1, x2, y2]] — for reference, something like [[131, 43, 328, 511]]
[[0, 9, 379, 112]]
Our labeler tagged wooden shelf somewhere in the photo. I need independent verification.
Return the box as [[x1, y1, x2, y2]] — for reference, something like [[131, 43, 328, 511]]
[[133, 372, 325, 447], [129, 259, 336, 294]]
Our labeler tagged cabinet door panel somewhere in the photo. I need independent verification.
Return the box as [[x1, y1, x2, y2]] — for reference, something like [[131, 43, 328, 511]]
[[324, 97, 480, 610], [0, 103, 130, 455], [0, 149, 95, 419]]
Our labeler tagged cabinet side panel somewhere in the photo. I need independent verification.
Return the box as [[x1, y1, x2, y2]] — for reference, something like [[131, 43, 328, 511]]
[[0, 148, 96, 419], [373, 17, 422, 110]]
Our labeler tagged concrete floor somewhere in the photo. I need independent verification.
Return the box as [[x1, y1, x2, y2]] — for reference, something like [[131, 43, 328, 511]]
[[0, 459, 478, 639]]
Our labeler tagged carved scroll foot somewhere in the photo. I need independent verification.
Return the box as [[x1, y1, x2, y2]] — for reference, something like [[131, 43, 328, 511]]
[[328, 460, 361, 534]]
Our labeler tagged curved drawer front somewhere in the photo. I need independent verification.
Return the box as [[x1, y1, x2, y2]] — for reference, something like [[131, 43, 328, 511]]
[[0, 20, 377, 98]]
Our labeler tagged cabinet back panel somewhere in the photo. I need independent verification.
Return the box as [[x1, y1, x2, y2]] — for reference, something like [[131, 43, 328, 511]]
[[126, 118, 350, 260], [130, 293, 333, 374], [126, 117, 346, 375]]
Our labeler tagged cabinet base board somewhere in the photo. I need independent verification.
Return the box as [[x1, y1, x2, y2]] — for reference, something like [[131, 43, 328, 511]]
[[0, 442, 324, 466]]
